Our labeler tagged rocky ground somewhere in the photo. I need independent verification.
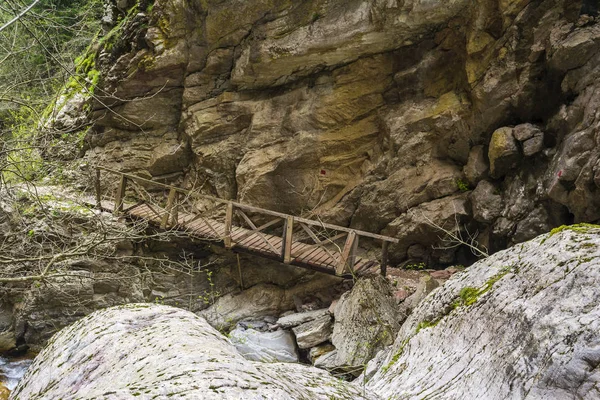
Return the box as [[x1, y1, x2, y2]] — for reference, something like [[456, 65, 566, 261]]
[[11, 226, 600, 399]]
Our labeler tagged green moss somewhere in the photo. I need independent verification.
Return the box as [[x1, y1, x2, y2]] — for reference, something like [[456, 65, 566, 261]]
[[416, 319, 440, 333], [381, 338, 409, 373], [548, 223, 600, 237], [455, 178, 471, 192], [452, 266, 512, 309]]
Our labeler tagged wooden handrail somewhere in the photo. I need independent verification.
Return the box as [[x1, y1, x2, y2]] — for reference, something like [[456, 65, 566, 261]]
[[95, 166, 399, 244]]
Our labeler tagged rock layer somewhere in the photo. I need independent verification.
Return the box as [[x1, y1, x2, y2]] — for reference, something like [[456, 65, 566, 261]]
[[55, 0, 600, 266], [364, 226, 600, 399]]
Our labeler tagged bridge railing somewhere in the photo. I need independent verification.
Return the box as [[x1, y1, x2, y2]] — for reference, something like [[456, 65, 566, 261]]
[[94, 166, 398, 276]]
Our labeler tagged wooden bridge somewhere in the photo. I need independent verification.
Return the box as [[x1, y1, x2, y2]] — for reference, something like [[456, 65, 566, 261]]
[[93, 167, 398, 278]]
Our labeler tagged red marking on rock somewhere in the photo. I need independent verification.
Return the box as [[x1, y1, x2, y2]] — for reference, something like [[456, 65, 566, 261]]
[[558, 170, 563, 177], [320, 169, 326, 175]]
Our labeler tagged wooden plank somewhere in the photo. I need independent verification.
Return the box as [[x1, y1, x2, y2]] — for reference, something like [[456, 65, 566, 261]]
[[348, 235, 359, 275], [336, 231, 356, 275], [381, 241, 389, 277], [224, 202, 233, 248], [234, 218, 282, 244], [299, 223, 339, 264], [236, 209, 280, 255], [113, 175, 127, 215], [282, 216, 294, 263], [296, 245, 323, 263]]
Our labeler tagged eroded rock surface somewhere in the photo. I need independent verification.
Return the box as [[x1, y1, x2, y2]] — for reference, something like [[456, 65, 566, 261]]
[[52, 0, 600, 267], [364, 226, 600, 400], [12, 304, 377, 399]]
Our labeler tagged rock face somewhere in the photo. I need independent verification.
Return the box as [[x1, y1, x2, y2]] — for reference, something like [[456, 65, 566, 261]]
[[12, 304, 376, 399], [328, 277, 400, 373], [363, 226, 600, 399], [63, 0, 600, 266]]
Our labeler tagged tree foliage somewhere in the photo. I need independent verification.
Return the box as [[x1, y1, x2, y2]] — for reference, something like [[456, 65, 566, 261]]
[[0, 0, 104, 182]]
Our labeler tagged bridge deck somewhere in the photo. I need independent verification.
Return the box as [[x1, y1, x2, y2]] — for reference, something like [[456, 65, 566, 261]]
[[95, 167, 398, 278], [101, 201, 378, 277]]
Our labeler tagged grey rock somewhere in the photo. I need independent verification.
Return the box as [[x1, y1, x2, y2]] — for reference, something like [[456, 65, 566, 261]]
[[471, 180, 503, 223], [292, 314, 333, 349], [513, 123, 541, 142], [522, 132, 545, 157], [314, 349, 340, 371], [399, 275, 439, 316], [463, 145, 489, 186], [277, 309, 330, 329], [330, 277, 400, 374], [309, 343, 336, 364], [12, 305, 377, 399], [229, 327, 299, 363], [364, 227, 600, 400]]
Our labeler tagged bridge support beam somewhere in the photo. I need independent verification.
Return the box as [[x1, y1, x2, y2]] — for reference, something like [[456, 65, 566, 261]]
[[336, 231, 357, 276], [224, 202, 233, 248], [381, 241, 389, 277], [161, 188, 178, 229], [114, 175, 128, 215], [282, 216, 294, 263]]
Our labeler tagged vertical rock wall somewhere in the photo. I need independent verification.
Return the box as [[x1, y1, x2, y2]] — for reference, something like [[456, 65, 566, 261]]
[[69, 0, 600, 265]]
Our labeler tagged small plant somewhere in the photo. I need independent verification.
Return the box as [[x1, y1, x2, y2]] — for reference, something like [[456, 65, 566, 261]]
[[455, 178, 471, 192], [311, 12, 322, 22], [404, 262, 426, 270]]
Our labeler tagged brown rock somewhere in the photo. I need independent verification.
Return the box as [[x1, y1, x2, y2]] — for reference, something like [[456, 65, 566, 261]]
[[488, 127, 520, 178], [463, 145, 489, 186]]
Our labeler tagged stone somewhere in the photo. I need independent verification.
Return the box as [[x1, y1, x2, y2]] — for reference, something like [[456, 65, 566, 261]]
[[513, 123, 541, 142], [488, 127, 520, 178], [12, 305, 376, 399], [277, 309, 330, 329], [399, 275, 440, 316], [393, 289, 410, 303], [314, 349, 340, 371], [0, 385, 8, 400], [463, 145, 489, 186], [200, 275, 341, 332], [522, 131, 545, 157], [199, 284, 289, 332], [329, 277, 400, 373], [383, 194, 470, 264], [292, 314, 333, 350], [364, 226, 600, 399], [309, 343, 336, 364], [470, 180, 504, 223], [229, 327, 299, 363]]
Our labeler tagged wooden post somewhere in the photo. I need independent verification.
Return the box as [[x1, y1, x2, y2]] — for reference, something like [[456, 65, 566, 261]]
[[161, 188, 178, 229], [348, 235, 359, 274], [282, 216, 294, 263], [224, 202, 233, 248], [336, 231, 357, 275], [114, 175, 127, 215], [171, 196, 179, 226], [95, 169, 101, 209], [381, 241, 389, 277]]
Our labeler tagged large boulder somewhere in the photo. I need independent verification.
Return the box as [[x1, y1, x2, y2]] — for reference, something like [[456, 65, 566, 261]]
[[12, 304, 377, 399], [327, 276, 401, 374], [363, 226, 600, 399]]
